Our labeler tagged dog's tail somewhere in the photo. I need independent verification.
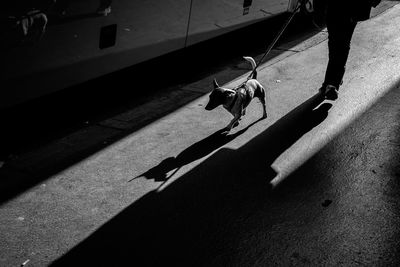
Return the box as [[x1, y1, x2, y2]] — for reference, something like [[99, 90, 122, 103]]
[[243, 56, 257, 79]]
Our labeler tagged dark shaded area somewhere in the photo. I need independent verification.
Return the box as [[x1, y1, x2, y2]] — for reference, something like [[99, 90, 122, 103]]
[[99, 23, 117, 49], [321, 199, 332, 207], [51, 93, 330, 266], [49, 12, 100, 24]]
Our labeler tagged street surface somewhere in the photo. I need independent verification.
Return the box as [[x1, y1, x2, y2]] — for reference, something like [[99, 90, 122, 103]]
[[1, 1, 400, 266]]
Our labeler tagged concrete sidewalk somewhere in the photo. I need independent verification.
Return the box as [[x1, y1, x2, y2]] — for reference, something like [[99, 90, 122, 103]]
[[1, 3, 400, 266]]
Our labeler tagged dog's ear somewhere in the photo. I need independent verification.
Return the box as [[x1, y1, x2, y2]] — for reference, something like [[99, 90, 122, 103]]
[[213, 78, 219, 89]]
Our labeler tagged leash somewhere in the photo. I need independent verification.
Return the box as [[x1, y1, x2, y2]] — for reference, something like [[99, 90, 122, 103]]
[[246, 0, 309, 81]]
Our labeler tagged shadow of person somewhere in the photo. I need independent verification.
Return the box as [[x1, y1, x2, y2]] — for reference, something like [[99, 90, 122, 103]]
[[131, 118, 264, 183], [243, 93, 331, 167], [233, 93, 332, 190], [51, 93, 332, 267]]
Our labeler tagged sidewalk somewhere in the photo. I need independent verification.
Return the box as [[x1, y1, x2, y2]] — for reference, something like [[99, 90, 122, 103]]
[[1, 3, 400, 266]]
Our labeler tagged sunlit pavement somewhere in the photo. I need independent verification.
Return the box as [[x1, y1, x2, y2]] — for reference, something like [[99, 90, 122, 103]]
[[1, 3, 400, 266]]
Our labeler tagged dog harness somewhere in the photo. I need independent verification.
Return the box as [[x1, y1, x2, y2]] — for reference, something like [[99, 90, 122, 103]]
[[226, 83, 252, 113]]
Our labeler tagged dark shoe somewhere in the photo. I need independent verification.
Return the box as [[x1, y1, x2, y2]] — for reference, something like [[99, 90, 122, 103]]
[[319, 84, 338, 100]]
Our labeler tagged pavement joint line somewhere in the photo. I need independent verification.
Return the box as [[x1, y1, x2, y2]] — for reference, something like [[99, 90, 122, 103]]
[[260, 9, 274, 15], [94, 123, 126, 132], [178, 87, 207, 94], [183, 82, 210, 91], [273, 48, 301, 52], [105, 117, 127, 122]]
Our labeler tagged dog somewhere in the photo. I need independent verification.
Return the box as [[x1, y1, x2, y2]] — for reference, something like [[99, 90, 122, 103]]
[[205, 56, 267, 132]]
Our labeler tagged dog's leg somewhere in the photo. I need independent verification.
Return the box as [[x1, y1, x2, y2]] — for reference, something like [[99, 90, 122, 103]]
[[258, 88, 267, 119], [261, 101, 267, 119], [225, 114, 241, 132]]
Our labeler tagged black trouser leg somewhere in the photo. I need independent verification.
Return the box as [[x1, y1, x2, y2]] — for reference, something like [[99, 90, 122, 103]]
[[323, 8, 357, 88]]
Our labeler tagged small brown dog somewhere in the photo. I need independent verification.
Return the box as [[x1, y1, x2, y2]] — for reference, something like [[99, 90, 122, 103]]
[[205, 56, 267, 132]]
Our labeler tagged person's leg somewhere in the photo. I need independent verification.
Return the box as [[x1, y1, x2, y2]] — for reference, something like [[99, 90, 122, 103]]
[[321, 4, 357, 99], [324, 20, 357, 88]]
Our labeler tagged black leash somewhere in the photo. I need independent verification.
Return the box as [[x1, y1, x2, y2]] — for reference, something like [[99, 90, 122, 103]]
[[247, 0, 308, 80]]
